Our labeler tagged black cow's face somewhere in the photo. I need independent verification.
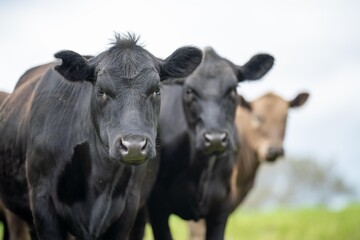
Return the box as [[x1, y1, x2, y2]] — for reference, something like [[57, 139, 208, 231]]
[[55, 34, 202, 165], [182, 48, 274, 156]]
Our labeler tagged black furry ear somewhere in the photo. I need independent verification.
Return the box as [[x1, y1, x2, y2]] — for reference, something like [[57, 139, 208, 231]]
[[161, 78, 186, 86], [54, 50, 95, 82], [237, 95, 252, 111], [236, 54, 274, 82], [160, 46, 203, 81]]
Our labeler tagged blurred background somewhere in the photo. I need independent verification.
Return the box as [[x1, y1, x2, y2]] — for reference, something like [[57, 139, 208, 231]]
[[0, 0, 359, 239]]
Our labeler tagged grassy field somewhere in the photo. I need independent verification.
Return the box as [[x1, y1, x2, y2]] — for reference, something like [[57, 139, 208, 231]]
[[144, 204, 360, 240], [1, 204, 359, 240]]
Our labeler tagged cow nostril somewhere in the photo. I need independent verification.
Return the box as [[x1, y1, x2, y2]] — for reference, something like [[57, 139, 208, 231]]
[[140, 138, 147, 152], [220, 133, 228, 143], [119, 139, 128, 153], [268, 147, 285, 159], [204, 133, 211, 143], [278, 148, 285, 156]]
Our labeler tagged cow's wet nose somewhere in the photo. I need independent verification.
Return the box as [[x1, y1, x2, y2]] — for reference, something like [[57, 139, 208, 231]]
[[266, 147, 284, 162], [118, 135, 148, 165], [203, 131, 228, 154]]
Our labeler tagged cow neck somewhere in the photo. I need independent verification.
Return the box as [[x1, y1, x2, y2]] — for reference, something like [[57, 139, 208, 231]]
[[195, 155, 217, 208], [84, 98, 129, 195], [83, 129, 133, 238], [235, 130, 260, 201]]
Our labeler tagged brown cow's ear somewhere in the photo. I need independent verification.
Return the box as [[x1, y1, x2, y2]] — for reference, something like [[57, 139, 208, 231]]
[[237, 95, 252, 111], [54, 50, 95, 83], [289, 92, 310, 108], [236, 54, 274, 82], [159, 46, 203, 81]]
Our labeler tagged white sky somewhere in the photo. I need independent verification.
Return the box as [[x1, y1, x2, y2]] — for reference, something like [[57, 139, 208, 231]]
[[1, 0, 359, 192]]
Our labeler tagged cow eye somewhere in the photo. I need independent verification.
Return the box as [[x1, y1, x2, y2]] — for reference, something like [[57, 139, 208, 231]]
[[184, 87, 195, 101], [229, 87, 237, 98], [97, 89, 107, 101], [186, 87, 195, 98], [154, 85, 161, 96], [186, 88, 193, 95], [252, 114, 264, 128]]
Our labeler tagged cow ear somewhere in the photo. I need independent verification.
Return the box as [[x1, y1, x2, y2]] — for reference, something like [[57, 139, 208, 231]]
[[289, 92, 309, 108], [236, 54, 274, 82], [237, 95, 252, 111], [159, 46, 203, 81], [54, 50, 95, 82], [161, 78, 186, 86]]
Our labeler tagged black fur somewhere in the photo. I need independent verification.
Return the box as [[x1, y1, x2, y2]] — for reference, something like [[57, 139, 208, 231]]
[[146, 48, 274, 240], [0, 33, 202, 240]]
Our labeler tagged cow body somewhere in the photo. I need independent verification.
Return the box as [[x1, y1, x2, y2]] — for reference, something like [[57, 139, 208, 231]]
[[0, 34, 202, 240], [189, 92, 309, 239], [231, 92, 309, 207], [0, 92, 30, 240], [148, 48, 274, 240]]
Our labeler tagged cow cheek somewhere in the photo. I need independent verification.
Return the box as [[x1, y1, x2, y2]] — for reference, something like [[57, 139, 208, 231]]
[[257, 140, 270, 163]]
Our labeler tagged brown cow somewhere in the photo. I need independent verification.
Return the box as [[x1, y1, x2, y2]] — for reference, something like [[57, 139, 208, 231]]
[[0, 91, 8, 105], [0, 91, 30, 240], [189, 91, 309, 240]]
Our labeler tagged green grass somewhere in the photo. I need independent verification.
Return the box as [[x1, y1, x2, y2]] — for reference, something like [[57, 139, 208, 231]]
[[145, 204, 360, 240], [1, 205, 359, 240], [0, 222, 3, 240]]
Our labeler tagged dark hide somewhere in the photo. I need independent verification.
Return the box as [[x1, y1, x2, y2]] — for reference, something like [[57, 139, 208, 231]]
[[147, 48, 274, 240], [0, 92, 31, 240], [188, 92, 310, 240], [0, 33, 202, 240]]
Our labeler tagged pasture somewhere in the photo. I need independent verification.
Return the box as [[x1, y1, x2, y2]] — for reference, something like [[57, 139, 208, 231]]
[[143, 204, 360, 240], [0, 204, 358, 240]]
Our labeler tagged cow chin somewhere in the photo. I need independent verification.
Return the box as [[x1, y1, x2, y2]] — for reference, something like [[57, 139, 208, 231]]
[[120, 157, 149, 166], [108, 151, 151, 166], [109, 148, 156, 166], [109, 146, 156, 166], [201, 144, 229, 156]]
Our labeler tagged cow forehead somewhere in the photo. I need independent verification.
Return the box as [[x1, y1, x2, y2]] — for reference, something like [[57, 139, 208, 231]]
[[199, 57, 235, 79], [252, 94, 289, 117], [97, 47, 158, 79], [186, 61, 237, 94], [97, 68, 160, 95]]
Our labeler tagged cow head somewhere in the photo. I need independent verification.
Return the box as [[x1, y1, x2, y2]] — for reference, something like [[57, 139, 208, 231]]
[[237, 92, 309, 162], [181, 47, 274, 155], [55, 33, 202, 165]]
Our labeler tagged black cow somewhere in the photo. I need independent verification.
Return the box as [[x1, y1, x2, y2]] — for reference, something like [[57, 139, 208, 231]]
[[147, 48, 274, 240], [0, 33, 202, 240], [0, 92, 31, 240]]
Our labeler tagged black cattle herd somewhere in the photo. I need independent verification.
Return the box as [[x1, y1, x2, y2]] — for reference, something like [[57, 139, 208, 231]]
[[0, 33, 308, 240]]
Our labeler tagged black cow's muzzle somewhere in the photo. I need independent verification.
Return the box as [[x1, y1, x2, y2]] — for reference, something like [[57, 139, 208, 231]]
[[114, 135, 150, 165], [203, 131, 229, 155]]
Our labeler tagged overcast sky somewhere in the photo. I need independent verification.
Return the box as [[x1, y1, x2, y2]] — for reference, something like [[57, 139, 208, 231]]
[[1, 0, 359, 193]]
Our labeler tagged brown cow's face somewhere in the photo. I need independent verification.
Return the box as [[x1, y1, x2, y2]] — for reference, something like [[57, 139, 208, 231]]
[[237, 92, 309, 162]]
